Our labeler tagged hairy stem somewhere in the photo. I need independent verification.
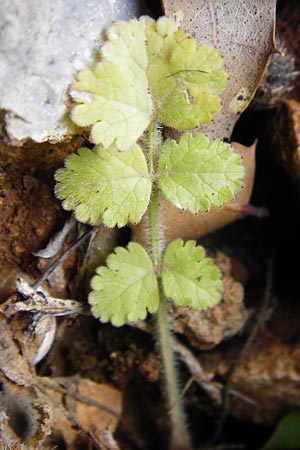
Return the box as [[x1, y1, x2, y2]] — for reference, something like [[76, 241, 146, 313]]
[[147, 121, 191, 450]]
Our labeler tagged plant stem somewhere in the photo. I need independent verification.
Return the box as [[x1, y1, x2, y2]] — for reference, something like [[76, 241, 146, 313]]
[[156, 288, 191, 450], [147, 121, 191, 450]]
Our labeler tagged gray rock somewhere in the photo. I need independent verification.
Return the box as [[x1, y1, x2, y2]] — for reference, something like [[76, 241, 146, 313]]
[[0, 0, 148, 143]]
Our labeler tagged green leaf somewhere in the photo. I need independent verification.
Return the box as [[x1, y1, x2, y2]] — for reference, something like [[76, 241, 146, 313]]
[[89, 242, 159, 326], [162, 239, 222, 309], [71, 19, 151, 151], [146, 18, 227, 129], [71, 16, 226, 150], [261, 413, 300, 450], [54, 144, 151, 227], [158, 132, 244, 214]]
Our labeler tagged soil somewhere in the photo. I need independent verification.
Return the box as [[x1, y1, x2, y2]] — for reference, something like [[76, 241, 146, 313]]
[[0, 137, 84, 297]]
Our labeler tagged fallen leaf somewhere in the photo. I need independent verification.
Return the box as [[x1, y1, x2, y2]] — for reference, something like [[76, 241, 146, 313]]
[[32, 216, 75, 258], [91, 429, 120, 450], [1, 278, 85, 366], [0, 378, 51, 449], [69, 378, 122, 433], [42, 376, 122, 447], [3, 277, 84, 317], [0, 314, 35, 386], [9, 312, 57, 367], [162, 0, 277, 140], [0, 314, 122, 449]]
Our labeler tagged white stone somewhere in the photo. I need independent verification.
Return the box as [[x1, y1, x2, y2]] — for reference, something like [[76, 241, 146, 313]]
[[0, 0, 148, 143]]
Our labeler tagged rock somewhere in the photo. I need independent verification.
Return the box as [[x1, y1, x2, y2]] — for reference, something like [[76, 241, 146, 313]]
[[0, 0, 148, 143], [200, 302, 300, 423]]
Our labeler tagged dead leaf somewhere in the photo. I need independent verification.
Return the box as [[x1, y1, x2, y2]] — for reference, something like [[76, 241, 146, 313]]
[[32, 216, 75, 258], [10, 313, 57, 366], [162, 0, 277, 140], [65, 377, 122, 433], [91, 428, 120, 450], [0, 378, 51, 449], [41, 376, 122, 449], [1, 278, 85, 366], [2, 277, 84, 317], [0, 314, 35, 386], [0, 310, 122, 449], [133, 142, 256, 244]]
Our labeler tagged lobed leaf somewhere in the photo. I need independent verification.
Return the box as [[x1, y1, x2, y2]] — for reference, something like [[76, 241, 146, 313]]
[[162, 239, 222, 309], [158, 132, 244, 214], [70, 16, 226, 150], [55, 144, 151, 227], [71, 18, 151, 151], [89, 242, 159, 326], [146, 18, 227, 129]]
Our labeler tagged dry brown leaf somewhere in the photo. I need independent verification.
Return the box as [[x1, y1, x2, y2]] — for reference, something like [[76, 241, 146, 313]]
[[133, 141, 256, 245], [0, 378, 51, 449], [162, 0, 277, 141], [0, 373, 122, 450], [0, 314, 35, 386], [39, 376, 122, 449], [67, 377, 122, 433], [32, 216, 75, 258], [0, 310, 122, 448]]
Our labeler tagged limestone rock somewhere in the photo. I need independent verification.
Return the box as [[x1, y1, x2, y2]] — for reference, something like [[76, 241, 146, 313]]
[[0, 0, 148, 143]]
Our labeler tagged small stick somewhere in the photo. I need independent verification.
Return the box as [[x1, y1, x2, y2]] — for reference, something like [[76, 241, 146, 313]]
[[174, 338, 222, 405], [169, 376, 196, 415], [32, 225, 99, 290]]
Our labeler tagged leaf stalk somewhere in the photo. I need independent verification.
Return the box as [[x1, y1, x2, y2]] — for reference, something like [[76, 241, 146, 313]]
[[147, 122, 191, 450]]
